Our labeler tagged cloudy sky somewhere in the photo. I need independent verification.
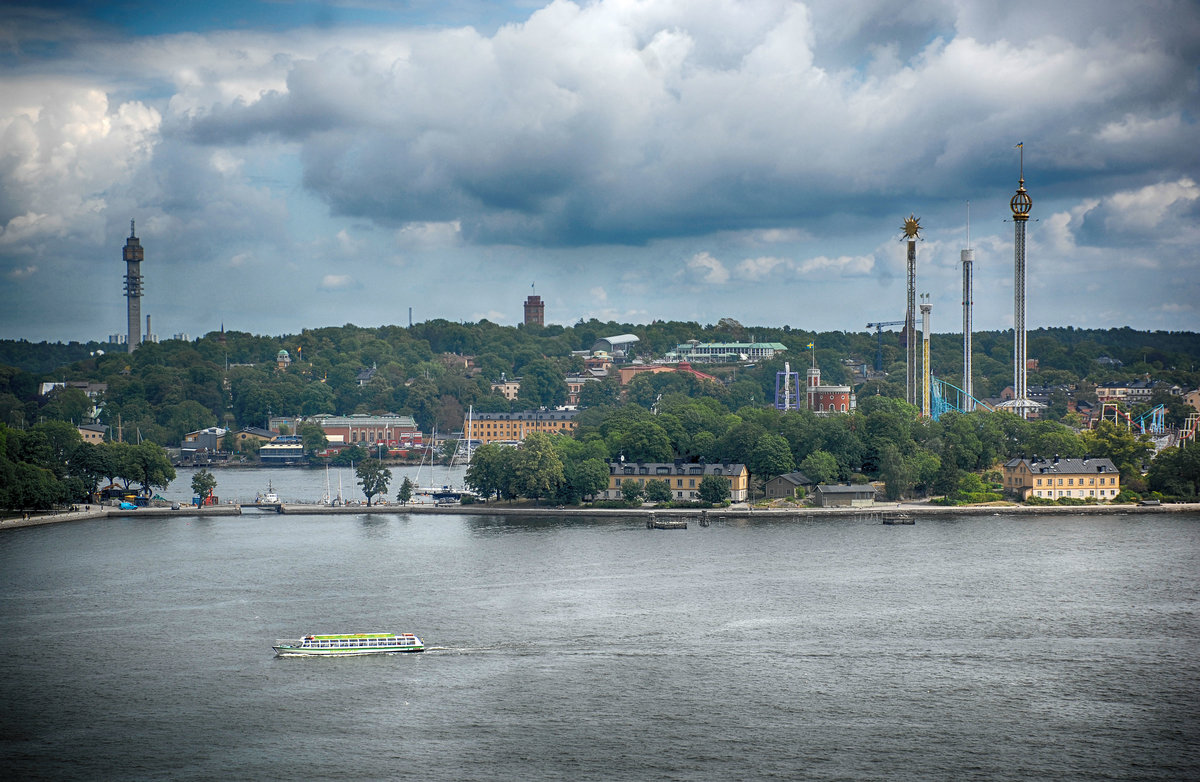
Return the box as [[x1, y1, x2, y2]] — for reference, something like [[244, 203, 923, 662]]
[[1, 0, 1197, 344]]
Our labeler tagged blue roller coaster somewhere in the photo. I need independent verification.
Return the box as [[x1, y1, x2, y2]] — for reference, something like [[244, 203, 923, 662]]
[[930, 377, 994, 421]]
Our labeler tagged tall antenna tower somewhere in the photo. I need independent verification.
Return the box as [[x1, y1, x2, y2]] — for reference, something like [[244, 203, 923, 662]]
[[961, 202, 974, 411], [122, 219, 144, 353], [902, 215, 921, 407]]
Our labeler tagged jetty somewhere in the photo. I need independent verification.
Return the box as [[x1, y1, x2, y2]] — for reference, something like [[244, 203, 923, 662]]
[[647, 513, 687, 530]]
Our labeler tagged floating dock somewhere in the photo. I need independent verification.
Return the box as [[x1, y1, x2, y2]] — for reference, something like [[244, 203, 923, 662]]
[[647, 513, 687, 529]]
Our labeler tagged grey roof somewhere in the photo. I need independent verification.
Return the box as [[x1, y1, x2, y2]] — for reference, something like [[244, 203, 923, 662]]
[[769, 471, 813, 486], [609, 461, 746, 476], [1005, 457, 1118, 474], [814, 484, 876, 494], [474, 410, 577, 421]]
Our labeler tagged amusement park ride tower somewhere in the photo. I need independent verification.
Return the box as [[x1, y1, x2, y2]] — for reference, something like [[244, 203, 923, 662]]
[[902, 215, 921, 408], [997, 145, 1041, 419], [920, 294, 932, 418], [961, 204, 974, 411]]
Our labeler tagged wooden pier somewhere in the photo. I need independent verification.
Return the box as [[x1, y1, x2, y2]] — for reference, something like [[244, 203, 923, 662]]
[[647, 513, 688, 530], [856, 510, 915, 525]]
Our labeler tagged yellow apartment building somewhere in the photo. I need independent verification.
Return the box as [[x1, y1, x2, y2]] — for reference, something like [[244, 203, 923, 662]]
[[1002, 456, 1121, 501], [601, 461, 749, 502], [466, 410, 577, 444]]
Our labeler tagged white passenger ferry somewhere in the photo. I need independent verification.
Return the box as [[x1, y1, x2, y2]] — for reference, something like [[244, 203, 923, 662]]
[[273, 632, 424, 657]]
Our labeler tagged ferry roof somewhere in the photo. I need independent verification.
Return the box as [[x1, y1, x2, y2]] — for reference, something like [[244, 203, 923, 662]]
[[310, 632, 409, 639]]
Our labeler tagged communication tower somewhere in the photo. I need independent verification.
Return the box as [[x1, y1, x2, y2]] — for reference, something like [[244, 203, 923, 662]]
[[122, 219, 144, 353]]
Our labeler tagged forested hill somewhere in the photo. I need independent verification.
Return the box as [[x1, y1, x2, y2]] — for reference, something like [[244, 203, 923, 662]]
[[0, 320, 1197, 449], [2, 321, 1197, 381]]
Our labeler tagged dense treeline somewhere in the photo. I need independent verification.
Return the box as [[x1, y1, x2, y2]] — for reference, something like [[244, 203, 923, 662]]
[[3, 322, 1198, 450], [1, 321, 1198, 508], [0, 421, 175, 510]]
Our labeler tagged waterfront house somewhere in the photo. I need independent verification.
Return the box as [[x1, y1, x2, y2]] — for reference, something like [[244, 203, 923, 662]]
[[602, 461, 749, 502], [1002, 456, 1120, 501]]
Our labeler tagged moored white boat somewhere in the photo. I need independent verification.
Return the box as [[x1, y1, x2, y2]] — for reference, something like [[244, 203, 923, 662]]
[[256, 480, 280, 504], [273, 632, 424, 656]]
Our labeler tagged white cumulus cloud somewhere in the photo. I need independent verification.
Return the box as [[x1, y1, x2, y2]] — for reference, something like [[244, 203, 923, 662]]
[[687, 251, 729, 284]]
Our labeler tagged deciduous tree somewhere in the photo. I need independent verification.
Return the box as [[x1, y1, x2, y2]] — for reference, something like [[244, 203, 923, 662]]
[[513, 432, 564, 503], [355, 458, 392, 506], [698, 474, 731, 505], [191, 469, 217, 504]]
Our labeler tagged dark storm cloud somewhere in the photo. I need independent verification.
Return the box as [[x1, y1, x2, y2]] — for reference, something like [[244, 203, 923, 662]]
[[164, 0, 1200, 248], [3, 0, 1200, 340]]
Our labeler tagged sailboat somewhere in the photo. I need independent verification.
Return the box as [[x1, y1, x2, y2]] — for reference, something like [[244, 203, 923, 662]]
[[320, 464, 332, 505]]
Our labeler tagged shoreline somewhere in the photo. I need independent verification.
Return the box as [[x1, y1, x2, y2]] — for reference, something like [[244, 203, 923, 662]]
[[3, 500, 1198, 530]]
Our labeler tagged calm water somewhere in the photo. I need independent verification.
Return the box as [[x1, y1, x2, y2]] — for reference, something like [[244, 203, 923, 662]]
[[1, 506, 1198, 781], [158, 465, 469, 505]]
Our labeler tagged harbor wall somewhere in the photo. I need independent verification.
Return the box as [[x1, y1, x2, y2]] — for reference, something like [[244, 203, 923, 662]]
[[4, 501, 1198, 531]]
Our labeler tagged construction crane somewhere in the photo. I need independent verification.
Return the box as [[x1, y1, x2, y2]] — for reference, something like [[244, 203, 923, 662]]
[[865, 320, 906, 373]]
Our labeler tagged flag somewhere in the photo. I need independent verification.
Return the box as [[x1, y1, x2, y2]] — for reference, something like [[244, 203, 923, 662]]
[[806, 342, 814, 349], [1015, 142, 1023, 148]]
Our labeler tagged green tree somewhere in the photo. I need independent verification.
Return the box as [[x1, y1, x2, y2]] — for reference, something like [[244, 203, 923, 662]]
[[1147, 442, 1200, 497], [621, 479, 645, 505], [41, 387, 92, 424], [331, 444, 369, 466], [698, 474, 731, 505], [615, 421, 674, 463], [513, 431, 564, 502], [31, 420, 82, 478], [396, 476, 415, 504], [558, 456, 610, 505], [191, 469, 217, 504], [70, 441, 109, 496], [578, 377, 621, 408], [517, 359, 567, 409], [799, 449, 838, 485], [2, 461, 65, 510], [355, 457, 392, 506], [644, 478, 672, 503], [748, 433, 795, 487], [878, 443, 912, 501], [299, 423, 329, 455], [1081, 420, 1154, 484], [465, 444, 517, 501], [119, 442, 176, 495]]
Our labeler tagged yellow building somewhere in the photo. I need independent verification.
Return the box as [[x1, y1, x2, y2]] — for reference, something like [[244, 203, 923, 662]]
[[77, 423, 107, 443], [601, 462, 749, 502], [467, 410, 577, 444], [1002, 456, 1121, 501], [490, 378, 521, 401]]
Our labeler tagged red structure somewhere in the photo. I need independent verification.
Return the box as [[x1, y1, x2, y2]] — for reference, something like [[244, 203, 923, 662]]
[[524, 294, 544, 326], [807, 367, 854, 413]]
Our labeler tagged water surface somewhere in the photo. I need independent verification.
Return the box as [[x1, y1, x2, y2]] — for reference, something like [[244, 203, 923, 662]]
[[1, 511, 1197, 780]]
